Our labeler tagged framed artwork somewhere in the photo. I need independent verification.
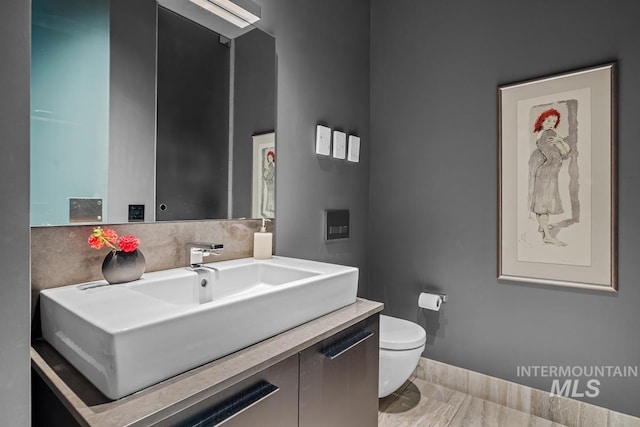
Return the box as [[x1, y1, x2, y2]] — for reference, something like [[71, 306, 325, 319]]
[[252, 132, 276, 219], [498, 63, 617, 291]]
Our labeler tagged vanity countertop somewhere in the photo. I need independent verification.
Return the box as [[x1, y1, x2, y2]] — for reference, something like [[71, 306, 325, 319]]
[[31, 297, 383, 426]]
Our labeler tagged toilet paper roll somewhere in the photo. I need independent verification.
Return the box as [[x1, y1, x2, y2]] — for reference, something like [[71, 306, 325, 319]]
[[418, 292, 441, 311]]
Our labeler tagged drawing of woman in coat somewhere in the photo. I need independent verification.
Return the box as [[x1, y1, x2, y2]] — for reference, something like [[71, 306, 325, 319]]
[[262, 150, 275, 217], [528, 108, 571, 247]]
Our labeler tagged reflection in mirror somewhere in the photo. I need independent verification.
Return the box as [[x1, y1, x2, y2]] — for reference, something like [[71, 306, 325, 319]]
[[31, 0, 111, 226], [30, 0, 276, 226]]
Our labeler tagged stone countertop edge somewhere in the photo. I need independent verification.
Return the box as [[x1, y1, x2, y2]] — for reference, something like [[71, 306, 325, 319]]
[[31, 298, 384, 427]]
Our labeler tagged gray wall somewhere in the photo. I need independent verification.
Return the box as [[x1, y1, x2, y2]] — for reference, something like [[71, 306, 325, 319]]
[[370, 0, 640, 417], [0, 0, 31, 424], [255, 0, 371, 294]]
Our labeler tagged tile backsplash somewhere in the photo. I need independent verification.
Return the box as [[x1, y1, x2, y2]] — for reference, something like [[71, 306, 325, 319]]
[[31, 219, 274, 315]]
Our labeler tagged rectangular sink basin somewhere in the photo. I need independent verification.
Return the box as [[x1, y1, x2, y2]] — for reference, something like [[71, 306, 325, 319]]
[[40, 256, 358, 400]]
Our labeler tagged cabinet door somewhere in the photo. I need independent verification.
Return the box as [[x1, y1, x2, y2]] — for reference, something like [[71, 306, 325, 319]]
[[299, 315, 379, 427], [157, 354, 298, 427]]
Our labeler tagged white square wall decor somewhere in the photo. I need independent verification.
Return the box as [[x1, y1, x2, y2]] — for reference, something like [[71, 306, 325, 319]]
[[315, 125, 331, 156], [347, 135, 360, 162], [333, 131, 346, 159]]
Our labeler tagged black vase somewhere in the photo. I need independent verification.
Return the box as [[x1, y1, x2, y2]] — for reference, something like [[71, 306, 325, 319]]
[[101, 249, 146, 284]]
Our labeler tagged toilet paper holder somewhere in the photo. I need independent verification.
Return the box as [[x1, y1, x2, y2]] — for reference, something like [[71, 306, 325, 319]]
[[418, 292, 448, 311], [422, 293, 448, 304]]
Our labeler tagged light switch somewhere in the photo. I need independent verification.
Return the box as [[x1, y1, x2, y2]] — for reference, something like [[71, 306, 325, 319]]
[[333, 131, 346, 159], [347, 135, 360, 162], [315, 125, 331, 156], [128, 204, 145, 222]]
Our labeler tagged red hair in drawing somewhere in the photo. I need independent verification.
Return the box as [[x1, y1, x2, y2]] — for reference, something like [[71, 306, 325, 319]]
[[533, 108, 561, 132]]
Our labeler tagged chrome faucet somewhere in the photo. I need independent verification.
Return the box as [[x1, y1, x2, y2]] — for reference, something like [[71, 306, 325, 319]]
[[186, 242, 224, 267], [185, 243, 223, 304]]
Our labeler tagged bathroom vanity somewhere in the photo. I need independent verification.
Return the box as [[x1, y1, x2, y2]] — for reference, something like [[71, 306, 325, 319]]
[[31, 298, 382, 426]]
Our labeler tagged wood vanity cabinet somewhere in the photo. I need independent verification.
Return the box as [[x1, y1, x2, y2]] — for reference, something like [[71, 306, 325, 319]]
[[299, 314, 379, 427], [157, 354, 299, 427], [159, 315, 379, 427]]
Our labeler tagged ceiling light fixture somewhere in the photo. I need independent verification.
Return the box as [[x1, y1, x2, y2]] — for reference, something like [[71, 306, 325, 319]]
[[189, 0, 260, 28]]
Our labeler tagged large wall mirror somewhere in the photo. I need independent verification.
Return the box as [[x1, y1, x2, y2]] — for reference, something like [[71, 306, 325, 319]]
[[31, 0, 276, 226]]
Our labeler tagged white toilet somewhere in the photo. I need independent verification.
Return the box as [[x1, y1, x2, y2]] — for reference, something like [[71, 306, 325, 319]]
[[378, 314, 427, 398]]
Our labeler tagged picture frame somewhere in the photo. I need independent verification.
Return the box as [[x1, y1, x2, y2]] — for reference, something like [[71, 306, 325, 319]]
[[252, 132, 276, 219], [498, 63, 617, 291]]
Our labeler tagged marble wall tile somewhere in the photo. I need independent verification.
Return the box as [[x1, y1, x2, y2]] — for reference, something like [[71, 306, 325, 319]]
[[531, 387, 555, 421], [416, 357, 468, 394], [467, 369, 509, 407], [579, 401, 608, 426], [31, 219, 273, 313], [549, 394, 581, 427], [608, 410, 640, 427], [513, 382, 583, 426], [506, 380, 532, 414]]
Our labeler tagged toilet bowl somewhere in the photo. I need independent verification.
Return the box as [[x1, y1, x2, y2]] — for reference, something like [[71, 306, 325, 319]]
[[378, 314, 426, 398]]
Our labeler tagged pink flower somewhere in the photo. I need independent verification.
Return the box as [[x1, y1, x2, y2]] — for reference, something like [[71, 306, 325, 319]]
[[88, 227, 140, 252], [88, 235, 103, 249], [117, 235, 139, 252]]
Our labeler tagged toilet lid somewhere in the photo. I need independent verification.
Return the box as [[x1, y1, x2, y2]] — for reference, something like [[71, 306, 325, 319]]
[[379, 315, 426, 350]]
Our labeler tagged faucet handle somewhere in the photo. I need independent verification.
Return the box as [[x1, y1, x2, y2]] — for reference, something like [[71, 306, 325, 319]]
[[186, 242, 224, 266], [187, 242, 224, 250], [189, 248, 205, 265]]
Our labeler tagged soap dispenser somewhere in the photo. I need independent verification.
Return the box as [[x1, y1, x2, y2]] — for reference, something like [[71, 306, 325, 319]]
[[253, 218, 272, 259]]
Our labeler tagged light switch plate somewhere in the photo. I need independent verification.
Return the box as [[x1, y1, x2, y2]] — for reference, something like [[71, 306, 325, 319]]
[[315, 125, 331, 156], [347, 135, 360, 162], [325, 209, 350, 240], [332, 131, 346, 159]]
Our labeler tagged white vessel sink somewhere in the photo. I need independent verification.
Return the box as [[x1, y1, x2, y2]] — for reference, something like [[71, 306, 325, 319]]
[[40, 256, 358, 399]]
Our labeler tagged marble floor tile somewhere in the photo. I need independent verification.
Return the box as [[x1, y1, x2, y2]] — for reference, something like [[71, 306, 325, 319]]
[[379, 379, 414, 412], [448, 395, 567, 427], [379, 378, 569, 427], [379, 393, 399, 413], [378, 378, 467, 427]]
